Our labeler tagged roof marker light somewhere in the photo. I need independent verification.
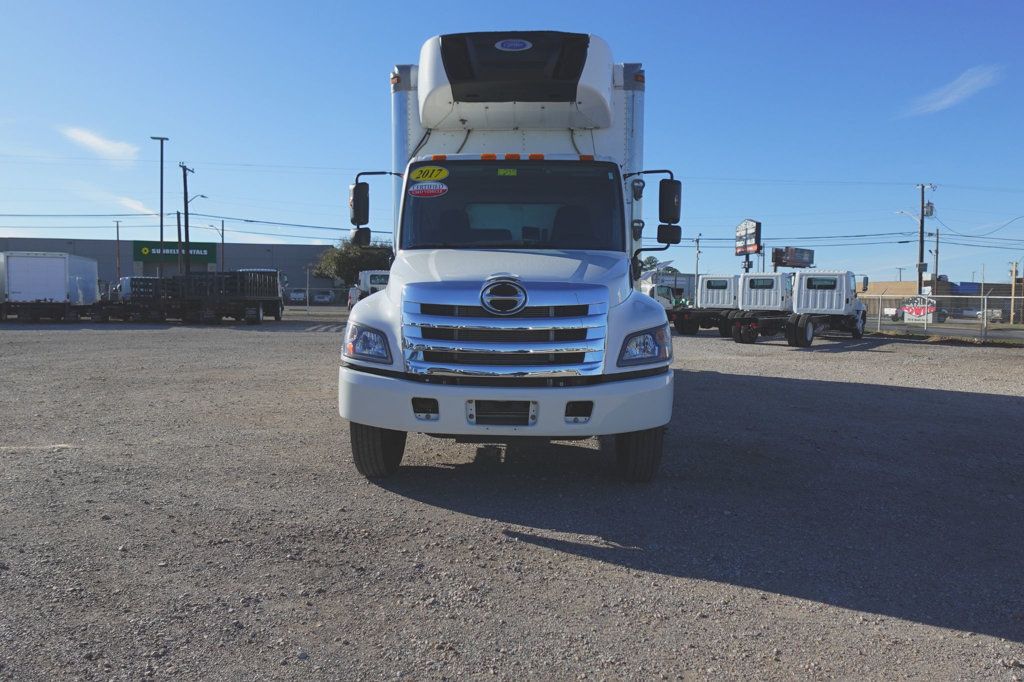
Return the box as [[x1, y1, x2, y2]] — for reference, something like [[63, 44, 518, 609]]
[[480, 153, 497, 160], [504, 153, 520, 160], [528, 153, 545, 160], [579, 154, 594, 161], [431, 154, 447, 161]]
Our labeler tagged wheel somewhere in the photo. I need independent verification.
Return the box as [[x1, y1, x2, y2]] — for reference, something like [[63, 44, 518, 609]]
[[350, 422, 407, 478], [245, 304, 264, 325], [273, 304, 282, 322], [851, 312, 865, 339], [797, 314, 815, 347], [731, 323, 743, 343], [717, 321, 731, 337], [614, 427, 664, 482], [739, 324, 759, 344]]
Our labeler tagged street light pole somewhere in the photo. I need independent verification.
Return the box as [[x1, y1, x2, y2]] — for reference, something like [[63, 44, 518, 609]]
[[221, 219, 225, 272], [150, 136, 168, 278], [914, 183, 936, 295]]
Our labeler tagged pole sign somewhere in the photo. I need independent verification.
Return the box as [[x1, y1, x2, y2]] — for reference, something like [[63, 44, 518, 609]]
[[771, 246, 815, 268], [899, 295, 936, 323], [132, 241, 217, 264], [735, 219, 762, 256]]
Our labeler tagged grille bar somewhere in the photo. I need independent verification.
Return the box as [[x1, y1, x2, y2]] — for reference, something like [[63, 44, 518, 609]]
[[404, 311, 605, 331], [406, 338, 603, 355]]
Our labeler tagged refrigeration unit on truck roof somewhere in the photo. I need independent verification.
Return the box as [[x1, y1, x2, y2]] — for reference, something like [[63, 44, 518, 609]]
[[339, 31, 683, 482]]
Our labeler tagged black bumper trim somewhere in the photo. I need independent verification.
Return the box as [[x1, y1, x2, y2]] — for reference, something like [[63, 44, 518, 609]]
[[341, 362, 669, 388]]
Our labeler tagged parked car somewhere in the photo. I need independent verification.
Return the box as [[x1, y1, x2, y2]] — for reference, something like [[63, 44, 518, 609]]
[[313, 290, 335, 305], [287, 288, 308, 304], [976, 309, 1003, 322]]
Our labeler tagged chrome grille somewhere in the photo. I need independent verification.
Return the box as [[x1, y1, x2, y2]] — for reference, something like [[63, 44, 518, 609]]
[[403, 281, 608, 377]]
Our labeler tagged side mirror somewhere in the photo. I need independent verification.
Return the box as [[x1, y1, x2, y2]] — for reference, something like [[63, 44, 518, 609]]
[[631, 178, 645, 201], [657, 224, 681, 245], [349, 181, 369, 226], [350, 226, 371, 247], [659, 179, 681, 224], [862, 276, 869, 290]]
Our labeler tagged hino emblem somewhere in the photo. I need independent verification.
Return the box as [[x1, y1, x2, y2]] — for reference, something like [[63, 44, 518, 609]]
[[480, 278, 528, 316]]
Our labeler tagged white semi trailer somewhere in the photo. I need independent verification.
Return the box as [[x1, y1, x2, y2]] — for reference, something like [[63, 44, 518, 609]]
[[338, 31, 683, 481], [0, 251, 99, 321], [730, 270, 868, 346]]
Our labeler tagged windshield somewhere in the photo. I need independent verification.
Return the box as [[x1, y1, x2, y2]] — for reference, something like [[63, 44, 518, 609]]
[[400, 160, 625, 251]]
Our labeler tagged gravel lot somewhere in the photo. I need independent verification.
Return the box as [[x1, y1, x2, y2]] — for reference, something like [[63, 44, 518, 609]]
[[1, 312, 1022, 679]]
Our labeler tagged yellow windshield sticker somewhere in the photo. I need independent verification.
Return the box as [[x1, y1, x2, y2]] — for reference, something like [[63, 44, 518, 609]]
[[497, 168, 517, 176], [410, 166, 449, 181]]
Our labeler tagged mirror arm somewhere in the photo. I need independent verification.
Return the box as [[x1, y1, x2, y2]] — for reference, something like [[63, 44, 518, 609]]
[[630, 243, 672, 282], [623, 169, 675, 180], [355, 170, 403, 183]]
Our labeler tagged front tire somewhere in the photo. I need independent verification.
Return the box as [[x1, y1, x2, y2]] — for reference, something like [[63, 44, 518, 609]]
[[615, 427, 664, 482], [350, 423, 407, 478], [674, 317, 699, 335], [851, 311, 865, 339], [797, 314, 815, 347]]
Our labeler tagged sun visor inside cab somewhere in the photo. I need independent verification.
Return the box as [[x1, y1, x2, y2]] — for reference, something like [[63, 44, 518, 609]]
[[417, 31, 614, 131]]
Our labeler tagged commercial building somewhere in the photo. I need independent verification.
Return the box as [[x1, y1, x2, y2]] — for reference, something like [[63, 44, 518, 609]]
[[0, 237, 336, 292]]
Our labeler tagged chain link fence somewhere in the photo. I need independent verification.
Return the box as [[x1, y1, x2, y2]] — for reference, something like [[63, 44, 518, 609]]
[[863, 294, 1024, 342], [284, 287, 354, 308]]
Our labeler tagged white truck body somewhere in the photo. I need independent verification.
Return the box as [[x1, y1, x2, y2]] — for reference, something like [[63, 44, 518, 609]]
[[697, 275, 739, 309], [358, 270, 389, 295], [339, 31, 675, 480], [1, 252, 98, 305], [739, 272, 793, 312], [792, 270, 861, 315]]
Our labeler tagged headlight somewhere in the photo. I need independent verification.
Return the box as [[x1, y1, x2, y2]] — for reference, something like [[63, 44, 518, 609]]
[[618, 323, 672, 367], [343, 323, 392, 364]]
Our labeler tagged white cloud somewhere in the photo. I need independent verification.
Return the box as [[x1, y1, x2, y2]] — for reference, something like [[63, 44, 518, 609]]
[[58, 126, 138, 162], [902, 65, 1003, 117], [116, 196, 156, 215]]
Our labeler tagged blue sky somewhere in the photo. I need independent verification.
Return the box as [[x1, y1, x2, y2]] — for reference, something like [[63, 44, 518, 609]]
[[1, 0, 1021, 282]]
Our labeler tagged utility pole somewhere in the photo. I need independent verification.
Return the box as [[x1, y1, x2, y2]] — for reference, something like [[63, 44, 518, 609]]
[[114, 220, 121, 280], [176, 211, 183, 274], [933, 228, 939, 287], [220, 219, 225, 272], [896, 267, 906, 282], [180, 163, 194, 275], [693, 233, 701, 303], [1011, 260, 1018, 325], [915, 183, 936, 295], [150, 136, 168, 279]]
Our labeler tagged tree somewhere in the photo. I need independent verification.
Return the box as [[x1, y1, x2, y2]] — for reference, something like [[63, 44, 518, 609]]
[[641, 256, 660, 271], [314, 241, 393, 285]]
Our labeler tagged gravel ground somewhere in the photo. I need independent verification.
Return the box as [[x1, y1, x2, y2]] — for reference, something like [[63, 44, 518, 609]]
[[1, 314, 1022, 680]]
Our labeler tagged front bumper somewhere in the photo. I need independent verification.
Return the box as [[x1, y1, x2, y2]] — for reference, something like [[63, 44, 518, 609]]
[[338, 365, 673, 437]]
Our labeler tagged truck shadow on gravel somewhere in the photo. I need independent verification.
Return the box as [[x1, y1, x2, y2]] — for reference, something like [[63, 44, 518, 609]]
[[381, 369, 1024, 642]]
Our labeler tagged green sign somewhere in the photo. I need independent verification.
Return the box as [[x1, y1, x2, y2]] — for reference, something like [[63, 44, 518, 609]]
[[133, 241, 217, 263]]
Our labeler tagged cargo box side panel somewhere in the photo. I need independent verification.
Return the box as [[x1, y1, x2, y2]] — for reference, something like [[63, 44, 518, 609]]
[[741, 274, 793, 312], [0, 253, 6, 303], [8, 254, 67, 303], [67, 255, 99, 306]]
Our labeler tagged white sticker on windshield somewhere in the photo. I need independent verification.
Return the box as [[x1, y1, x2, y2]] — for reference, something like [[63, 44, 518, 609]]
[[407, 181, 448, 198]]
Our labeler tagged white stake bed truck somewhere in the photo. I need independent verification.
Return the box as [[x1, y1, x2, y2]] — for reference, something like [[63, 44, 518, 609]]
[[730, 270, 868, 346], [338, 31, 683, 481]]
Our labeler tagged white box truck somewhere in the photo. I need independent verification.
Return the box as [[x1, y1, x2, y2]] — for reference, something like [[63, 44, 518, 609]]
[[338, 31, 683, 481], [0, 252, 99, 321], [730, 270, 868, 346]]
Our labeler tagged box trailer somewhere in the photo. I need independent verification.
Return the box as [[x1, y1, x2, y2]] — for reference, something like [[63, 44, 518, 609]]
[[0, 251, 98, 321]]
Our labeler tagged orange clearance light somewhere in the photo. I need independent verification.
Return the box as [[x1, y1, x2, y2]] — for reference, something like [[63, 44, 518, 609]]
[[431, 154, 447, 161], [634, 72, 646, 83], [480, 153, 497, 160], [528, 153, 545, 160], [390, 74, 401, 85], [579, 154, 594, 161], [504, 153, 521, 160]]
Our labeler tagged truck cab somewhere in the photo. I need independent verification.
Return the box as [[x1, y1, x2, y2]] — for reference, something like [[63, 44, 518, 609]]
[[339, 31, 682, 481]]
